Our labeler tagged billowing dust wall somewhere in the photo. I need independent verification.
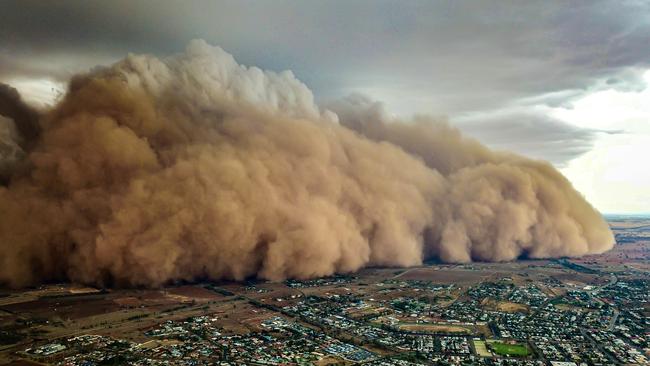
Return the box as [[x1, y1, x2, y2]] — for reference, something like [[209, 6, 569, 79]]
[[0, 41, 614, 287]]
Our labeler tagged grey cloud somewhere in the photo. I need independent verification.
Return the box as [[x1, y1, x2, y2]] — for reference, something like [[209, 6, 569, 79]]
[[327, 94, 608, 166], [1, 0, 648, 169], [455, 110, 619, 166], [0, 52, 116, 83], [0, 83, 40, 147], [1, 1, 649, 114]]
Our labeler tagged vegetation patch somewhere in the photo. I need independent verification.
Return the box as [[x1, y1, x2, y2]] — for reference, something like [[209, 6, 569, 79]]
[[488, 341, 529, 357]]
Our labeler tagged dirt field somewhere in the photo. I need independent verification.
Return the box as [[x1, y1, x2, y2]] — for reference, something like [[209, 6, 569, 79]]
[[496, 301, 529, 313], [314, 356, 352, 365], [1, 295, 120, 320], [578, 241, 649, 266], [166, 286, 224, 300], [550, 272, 606, 286], [398, 322, 471, 334], [398, 268, 493, 284]]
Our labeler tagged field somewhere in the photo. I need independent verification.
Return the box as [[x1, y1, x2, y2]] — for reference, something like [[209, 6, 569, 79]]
[[398, 323, 470, 334], [473, 339, 491, 357], [488, 341, 529, 357], [398, 268, 493, 284], [576, 216, 650, 270], [496, 301, 529, 313]]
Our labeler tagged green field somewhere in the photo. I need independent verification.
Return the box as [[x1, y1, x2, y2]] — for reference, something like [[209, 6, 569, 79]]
[[489, 341, 529, 356]]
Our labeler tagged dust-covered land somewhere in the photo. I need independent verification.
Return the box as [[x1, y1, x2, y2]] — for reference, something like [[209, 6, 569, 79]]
[[0, 217, 647, 366]]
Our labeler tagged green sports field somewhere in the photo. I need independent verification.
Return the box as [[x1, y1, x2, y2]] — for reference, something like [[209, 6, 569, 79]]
[[489, 341, 529, 356]]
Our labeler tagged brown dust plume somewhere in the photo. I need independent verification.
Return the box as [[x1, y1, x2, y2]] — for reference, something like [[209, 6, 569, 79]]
[[0, 41, 614, 288]]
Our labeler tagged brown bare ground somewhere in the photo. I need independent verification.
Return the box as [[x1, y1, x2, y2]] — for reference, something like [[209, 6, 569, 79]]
[[166, 286, 223, 300], [399, 268, 491, 284], [497, 302, 529, 313], [399, 323, 471, 333]]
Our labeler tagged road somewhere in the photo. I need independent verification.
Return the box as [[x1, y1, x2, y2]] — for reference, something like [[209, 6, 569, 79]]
[[608, 309, 620, 331]]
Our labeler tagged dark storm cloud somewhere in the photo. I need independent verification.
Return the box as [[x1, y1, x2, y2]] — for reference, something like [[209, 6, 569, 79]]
[[2, 1, 648, 96], [1, 0, 649, 164], [0, 83, 39, 145]]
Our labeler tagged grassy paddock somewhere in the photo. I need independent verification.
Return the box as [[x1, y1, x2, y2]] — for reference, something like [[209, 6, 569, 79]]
[[488, 341, 529, 356]]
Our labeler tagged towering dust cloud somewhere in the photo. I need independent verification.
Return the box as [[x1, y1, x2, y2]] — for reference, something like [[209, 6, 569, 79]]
[[0, 40, 614, 288]]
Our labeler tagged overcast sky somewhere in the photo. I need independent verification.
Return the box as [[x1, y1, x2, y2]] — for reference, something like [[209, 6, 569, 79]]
[[1, 0, 649, 213]]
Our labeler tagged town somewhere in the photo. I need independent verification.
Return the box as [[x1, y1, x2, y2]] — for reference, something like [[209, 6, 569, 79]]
[[1, 220, 648, 365]]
